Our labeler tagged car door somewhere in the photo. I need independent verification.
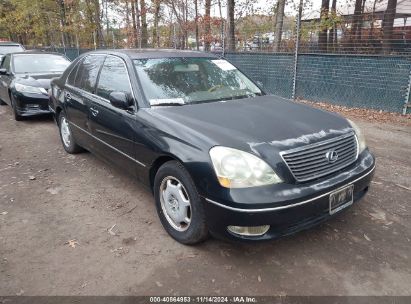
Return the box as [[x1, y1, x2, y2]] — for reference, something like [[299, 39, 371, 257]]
[[63, 55, 105, 146], [88, 55, 140, 177], [0, 55, 12, 105]]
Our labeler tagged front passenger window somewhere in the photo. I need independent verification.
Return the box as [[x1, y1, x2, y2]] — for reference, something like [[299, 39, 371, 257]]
[[96, 56, 132, 100]]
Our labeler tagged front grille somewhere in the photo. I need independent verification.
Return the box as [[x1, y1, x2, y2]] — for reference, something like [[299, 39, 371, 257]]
[[281, 132, 358, 182]]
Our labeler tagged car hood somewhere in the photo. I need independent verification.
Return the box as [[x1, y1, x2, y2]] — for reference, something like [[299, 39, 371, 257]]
[[14, 73, 63, 89], [146, 95, 354, 164]]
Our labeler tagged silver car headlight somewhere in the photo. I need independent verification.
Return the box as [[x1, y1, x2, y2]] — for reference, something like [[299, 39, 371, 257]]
[[348, 119, 367, 153], [209, 146, 283, 188], [15, 83, 47, 95]]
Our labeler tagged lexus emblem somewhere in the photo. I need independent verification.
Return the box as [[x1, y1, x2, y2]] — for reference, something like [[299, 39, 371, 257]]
[[325, 149, 339, 163]]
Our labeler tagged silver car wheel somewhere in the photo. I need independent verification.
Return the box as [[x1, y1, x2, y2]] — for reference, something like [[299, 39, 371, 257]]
[[60, 117, 71, 148], [159, 176, 192, 232]]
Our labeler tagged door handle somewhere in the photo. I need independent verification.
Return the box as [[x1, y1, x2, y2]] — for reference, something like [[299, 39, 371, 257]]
[[90, 107, 99, 117]]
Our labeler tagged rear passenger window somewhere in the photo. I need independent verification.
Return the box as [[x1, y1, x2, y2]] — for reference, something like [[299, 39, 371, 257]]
[[74, 55, 105, 93], [96, 56, 132, 100]]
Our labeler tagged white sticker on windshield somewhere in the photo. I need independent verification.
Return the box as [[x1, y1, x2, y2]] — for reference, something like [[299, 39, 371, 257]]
[[149, 98, 185, 106], [211, 59, 236, 71]]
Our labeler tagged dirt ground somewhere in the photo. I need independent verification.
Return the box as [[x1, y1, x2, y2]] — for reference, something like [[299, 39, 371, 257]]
[[0, 104, 410, 296]]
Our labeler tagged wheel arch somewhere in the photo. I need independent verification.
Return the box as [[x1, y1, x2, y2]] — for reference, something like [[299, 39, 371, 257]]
[[55, 106, 63, 124], [149, 155, 178, 192]]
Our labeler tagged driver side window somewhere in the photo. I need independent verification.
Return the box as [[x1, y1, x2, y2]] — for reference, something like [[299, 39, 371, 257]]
[[96, 56, 132, 101]]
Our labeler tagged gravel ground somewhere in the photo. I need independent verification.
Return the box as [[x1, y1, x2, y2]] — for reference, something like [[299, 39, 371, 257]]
[[0, 104, 410, 296]]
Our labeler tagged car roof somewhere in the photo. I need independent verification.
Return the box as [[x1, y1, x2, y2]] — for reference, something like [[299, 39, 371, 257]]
[[11, 51, 66, 56], [85, 48, 218, 59], [0, 41, 22, 46]]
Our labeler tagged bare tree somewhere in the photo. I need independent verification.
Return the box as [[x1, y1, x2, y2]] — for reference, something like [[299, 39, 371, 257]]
[[352, 0, 363, 45], [273, 0, 286, 52], [319, 0, 330, 52], [226, 0, 235, 51], [140, 0, 148, 47], [329, 0, 337, 50], [152, 0, 161, 47], [204, 0, 211, 51], [194, 0, 199, 50], [382, 0, 397, 53], [130, 0, 139, 47]]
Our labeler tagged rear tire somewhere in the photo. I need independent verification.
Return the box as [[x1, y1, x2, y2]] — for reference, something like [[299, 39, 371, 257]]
[[154, 161, 209, 245], [58, 112, 83, 154]]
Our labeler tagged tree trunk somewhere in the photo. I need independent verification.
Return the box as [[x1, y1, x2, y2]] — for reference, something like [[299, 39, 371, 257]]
[[152, 0, 161, 47], [204, 0, 211, 51], [194, 0, 199, 50], [140, 0, 148, 48], [274, 0, 285, 52], [56, 0, 70, 47], [131, 0, 138, 47], [352, 0, 363, 47], [318, 0, 329, 52], [328, 0, 337, 51], [93, 0, 105, 47], [382, 0, 397, 53], [125, 0, 131, 48], [135, 0, 141, 48], [226, 0, 235, 51]]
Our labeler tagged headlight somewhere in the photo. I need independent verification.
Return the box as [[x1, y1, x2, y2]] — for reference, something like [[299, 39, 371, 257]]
[[348, 119, 367, 153], [209, 146, 283, 188], [15, 83, 47, 95]]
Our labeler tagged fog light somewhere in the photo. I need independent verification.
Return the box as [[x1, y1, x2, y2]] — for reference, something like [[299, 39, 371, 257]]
[[227, 225, 270, 236]]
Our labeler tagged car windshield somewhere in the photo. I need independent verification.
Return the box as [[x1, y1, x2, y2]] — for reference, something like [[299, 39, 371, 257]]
[[133, 57, 262, 106], [13, 54, 70, 73], [0, 45, 24, 54]]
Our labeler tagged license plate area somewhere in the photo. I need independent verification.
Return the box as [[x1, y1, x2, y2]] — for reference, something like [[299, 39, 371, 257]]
[[329, 184, 354, 215]]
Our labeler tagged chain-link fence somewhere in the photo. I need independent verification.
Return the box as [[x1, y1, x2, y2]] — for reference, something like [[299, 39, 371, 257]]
[[26, 0, 411, 114], [224, 0, 411, 114]]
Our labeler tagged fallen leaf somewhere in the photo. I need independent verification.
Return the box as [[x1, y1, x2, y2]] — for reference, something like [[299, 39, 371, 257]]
[[156, 281, 163, 287], [65, 239, 79, 248], [28, 176, 36, 180], [108, 224, 118, 236], [258, 275, 262, 282], [1, 211, 8, 215], [16, 289, 24, 296], [363, 234, 371, 242]]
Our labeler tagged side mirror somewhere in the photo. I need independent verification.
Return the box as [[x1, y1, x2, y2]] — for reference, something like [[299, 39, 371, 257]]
[[109, 91, 132, 110], [0, 68, 7, 75]]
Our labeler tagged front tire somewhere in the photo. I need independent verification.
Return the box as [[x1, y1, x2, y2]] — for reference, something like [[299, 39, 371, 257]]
[[58, 112, 83, 154], [10, 95, 23, 121], [154, 161, 209, 245]]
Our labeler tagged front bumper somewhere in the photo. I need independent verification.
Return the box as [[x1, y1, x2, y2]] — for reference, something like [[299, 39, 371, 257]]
[[13, 92, 51, 116], [202, 151, 375, 241]]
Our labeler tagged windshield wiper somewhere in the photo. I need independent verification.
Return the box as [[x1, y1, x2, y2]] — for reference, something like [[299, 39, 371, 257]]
[[150, 102, 185, 107]]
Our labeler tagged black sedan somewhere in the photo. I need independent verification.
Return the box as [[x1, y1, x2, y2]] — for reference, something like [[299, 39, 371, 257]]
[[49, 49, 375, 244], [0, 51, 71, 120]]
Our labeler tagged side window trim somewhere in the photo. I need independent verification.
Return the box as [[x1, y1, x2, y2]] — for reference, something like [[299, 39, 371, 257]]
[[2, 55, 11, 72], [66, 59, 82, 86], [95, 54, 135, 105]]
